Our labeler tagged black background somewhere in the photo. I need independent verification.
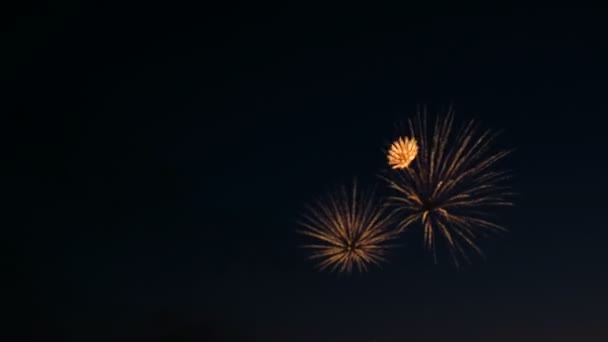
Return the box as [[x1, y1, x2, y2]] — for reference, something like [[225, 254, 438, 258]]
[[9, 3, 608, 341]]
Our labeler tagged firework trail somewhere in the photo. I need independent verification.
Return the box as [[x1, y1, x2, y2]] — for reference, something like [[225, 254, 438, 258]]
[[298, 181, 398, 273], [384, 108, 513, 266]]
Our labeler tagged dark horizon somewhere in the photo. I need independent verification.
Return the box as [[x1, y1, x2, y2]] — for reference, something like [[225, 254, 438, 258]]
[[11, 3, 608, 341]]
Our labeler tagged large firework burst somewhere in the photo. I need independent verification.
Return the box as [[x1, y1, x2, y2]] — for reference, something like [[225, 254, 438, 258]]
[[384, 109, 513, 266], [298, 182, 398, 273]]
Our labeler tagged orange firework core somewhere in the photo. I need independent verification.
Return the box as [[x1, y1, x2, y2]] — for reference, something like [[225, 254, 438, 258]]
[[387, 136, 418, 169]]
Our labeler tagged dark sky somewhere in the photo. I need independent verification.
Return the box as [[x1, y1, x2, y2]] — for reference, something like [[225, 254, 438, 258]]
[[10, 3, 608, 341]]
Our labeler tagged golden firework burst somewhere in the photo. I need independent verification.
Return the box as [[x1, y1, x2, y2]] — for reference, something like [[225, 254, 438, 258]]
[[388, 136, 419, 169], [298, 182, 397, 273], [384, 109, 513, 266]]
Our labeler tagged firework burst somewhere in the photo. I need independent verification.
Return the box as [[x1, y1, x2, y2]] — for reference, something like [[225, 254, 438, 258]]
[[298, 181, 398, 273], [384, 108, 513, 266], [387, 136, 419, 169]]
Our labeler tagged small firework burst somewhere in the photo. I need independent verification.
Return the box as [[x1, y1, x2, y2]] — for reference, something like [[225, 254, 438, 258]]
[[298, 181, 397, 273], [388, 136, 419, 169], [384, 108, 513, 266]]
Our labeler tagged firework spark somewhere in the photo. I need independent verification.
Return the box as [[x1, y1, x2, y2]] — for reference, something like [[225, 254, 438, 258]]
[[388, 136, 419, 169], [298, 182, 397, 273], [384, 109, 513, 266]]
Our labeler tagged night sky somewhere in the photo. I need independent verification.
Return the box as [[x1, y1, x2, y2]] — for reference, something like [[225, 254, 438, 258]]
[[11, 3, 608, 341]]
